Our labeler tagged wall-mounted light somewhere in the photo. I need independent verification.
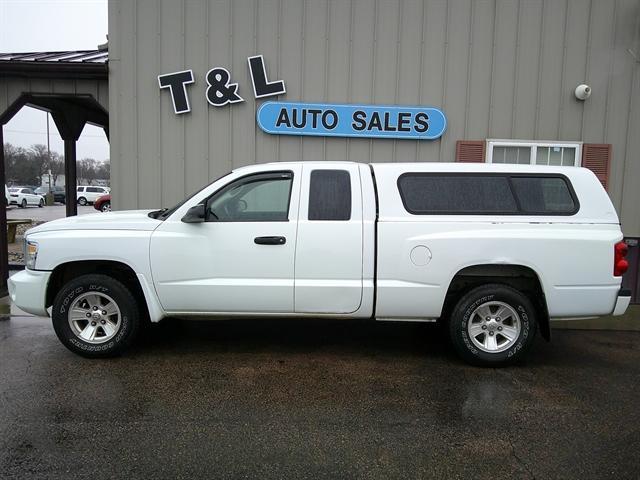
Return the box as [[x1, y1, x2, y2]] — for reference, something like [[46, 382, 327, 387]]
[[575, 84, 592, 101]]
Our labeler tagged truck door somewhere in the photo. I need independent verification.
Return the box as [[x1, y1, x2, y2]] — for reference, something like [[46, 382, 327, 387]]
[[294, 164, 363, 313], [150, 166, 301, 313]]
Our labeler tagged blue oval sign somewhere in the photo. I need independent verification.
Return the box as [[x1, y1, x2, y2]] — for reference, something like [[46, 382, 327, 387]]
[[257, 102, 446, 140]]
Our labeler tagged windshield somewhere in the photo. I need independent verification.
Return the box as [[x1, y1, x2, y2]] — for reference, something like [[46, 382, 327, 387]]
[[148, 171, 232, 220]]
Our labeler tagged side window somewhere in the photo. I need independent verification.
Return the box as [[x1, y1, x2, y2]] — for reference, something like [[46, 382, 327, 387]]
[[206, 172, 293, 222], [397, 173, 578, 215], [87, 187, 101, 193], [308, 170, 352, 221], [77, 187, 83, 192], [397, 174, 517, 214], [511, 177, 576, 214]]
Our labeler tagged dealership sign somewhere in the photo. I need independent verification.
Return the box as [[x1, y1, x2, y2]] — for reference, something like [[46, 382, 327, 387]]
[[158, 54, 446, 140], [257, 102, 446, 140]]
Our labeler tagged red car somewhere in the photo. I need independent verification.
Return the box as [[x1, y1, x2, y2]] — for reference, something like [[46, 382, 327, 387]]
[[93, 194, 111, 212]]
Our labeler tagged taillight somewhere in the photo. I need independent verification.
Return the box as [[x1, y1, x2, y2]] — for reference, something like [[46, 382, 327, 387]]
[[614, 241, 629, 276]]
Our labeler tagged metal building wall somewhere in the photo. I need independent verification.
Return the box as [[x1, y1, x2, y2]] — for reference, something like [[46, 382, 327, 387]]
[[108, 0, 640, 234]]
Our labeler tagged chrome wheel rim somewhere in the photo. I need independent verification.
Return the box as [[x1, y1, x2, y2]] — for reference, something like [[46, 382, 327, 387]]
[[68, 292, 121, 344], [467, 301, 521, 353]]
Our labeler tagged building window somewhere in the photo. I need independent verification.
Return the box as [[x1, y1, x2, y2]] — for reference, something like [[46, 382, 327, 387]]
[[487, 140, 582, 167]]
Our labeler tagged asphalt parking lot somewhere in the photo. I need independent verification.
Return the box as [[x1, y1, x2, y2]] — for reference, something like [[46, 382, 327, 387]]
[[1, 313, 639, 480]]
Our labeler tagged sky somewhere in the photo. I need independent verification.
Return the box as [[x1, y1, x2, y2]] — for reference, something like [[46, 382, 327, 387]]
[[0, 0, 109, 161]]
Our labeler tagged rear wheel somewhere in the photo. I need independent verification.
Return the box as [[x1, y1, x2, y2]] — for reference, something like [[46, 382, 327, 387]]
[[20, 199, 26, 208], [51, 274, 141, 358], [448, 284, 537, 367], [78, 197, 87, 206]]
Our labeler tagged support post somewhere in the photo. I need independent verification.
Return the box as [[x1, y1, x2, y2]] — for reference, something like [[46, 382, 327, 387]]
[[0, 126, 9, 296], [64, 139, 77, 217]]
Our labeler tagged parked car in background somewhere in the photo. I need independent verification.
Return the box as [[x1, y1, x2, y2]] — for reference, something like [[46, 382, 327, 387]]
[[35, 185, 66, 204], [8, 187, 45, 208], [94, 194, 111, 212], [76, 186, 110, 205], [5, 185, 9, 206]]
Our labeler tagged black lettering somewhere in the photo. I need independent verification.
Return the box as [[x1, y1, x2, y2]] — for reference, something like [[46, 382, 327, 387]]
[[276, 108, 291, 128], [383, 112, 397, 132], [308, 109, 322, 129], [292, 108, 306, 128], [368, 112, 382, 131], [322, 110, 338, 129], [414, 112, 429, 133], [206, 67, 244, 106], [248, 55, 286, 98], [352, 111, 367, 131], [398, 112, 411, 132], [157, 70, 195, 114]]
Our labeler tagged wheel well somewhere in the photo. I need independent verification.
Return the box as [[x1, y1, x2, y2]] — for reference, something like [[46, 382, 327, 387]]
[[442, 264, 550, 340], [46, 261, 147, 316]]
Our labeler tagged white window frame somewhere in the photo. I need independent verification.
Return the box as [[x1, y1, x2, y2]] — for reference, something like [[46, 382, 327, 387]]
[[486, 139, 582, 167]]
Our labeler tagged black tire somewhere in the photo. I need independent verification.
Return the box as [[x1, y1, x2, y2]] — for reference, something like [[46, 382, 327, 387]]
[[101, 201, 111, 212], [20, 199, 26, 208], [51, 274, 141, 358], [78, 197, 87, 206], [448, 284, 537, 367], [38, 198, 44, 208]]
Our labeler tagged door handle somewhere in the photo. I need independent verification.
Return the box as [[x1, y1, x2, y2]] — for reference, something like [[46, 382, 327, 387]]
[[254, 236, 286, 245]]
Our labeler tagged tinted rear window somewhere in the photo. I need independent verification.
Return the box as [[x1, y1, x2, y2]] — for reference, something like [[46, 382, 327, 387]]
[[511, 177, 576, 213], [308, 170, 351, 220], [397, 173, 577, 215], [398, 174, 517, 214]]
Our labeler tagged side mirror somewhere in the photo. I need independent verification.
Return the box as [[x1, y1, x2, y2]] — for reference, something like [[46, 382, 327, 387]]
[[181, 204, 206, 223]]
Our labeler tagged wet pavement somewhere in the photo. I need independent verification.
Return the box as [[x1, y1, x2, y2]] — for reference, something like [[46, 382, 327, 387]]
[[1, 313, 639, 480]]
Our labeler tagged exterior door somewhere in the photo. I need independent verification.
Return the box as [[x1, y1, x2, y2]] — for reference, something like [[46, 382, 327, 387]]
[[294, 164, 363, 313], [150, 167, 301, 313]]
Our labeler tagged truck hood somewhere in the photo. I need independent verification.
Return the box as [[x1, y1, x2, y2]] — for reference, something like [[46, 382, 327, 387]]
[[26, 210, 163, 234]]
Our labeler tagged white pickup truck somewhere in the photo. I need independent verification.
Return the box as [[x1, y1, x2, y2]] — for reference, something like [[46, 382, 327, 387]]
[[9, 162, 631, 365]]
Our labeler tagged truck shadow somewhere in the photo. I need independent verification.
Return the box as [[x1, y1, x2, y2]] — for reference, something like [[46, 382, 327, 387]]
[[133, 317, 457, 360]]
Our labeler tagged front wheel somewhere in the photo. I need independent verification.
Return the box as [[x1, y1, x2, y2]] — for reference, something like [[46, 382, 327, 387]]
[[78, 197, 87, 206], [448, 284, 537, 367], [101, 201, 111, 212], [38, 198, 44, 208], [52, 274, 141, 358], [20, 199, 26, 208]]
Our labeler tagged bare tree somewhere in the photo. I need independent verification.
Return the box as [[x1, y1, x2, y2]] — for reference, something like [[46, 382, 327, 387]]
[[77, 158, 98, 185], [48, 152, 64, 186], [30, 144, 50, 185]]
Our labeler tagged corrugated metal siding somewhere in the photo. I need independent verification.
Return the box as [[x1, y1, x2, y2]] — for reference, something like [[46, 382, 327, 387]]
[[108, 0, 640, 235]]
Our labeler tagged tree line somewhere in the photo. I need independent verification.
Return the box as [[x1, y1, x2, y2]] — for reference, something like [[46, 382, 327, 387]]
[[3, 143, 110, 187]]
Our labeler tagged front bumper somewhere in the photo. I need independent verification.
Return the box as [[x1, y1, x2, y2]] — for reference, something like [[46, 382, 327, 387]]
[[612, 289, 632, 316], [8, 269, 51, 317]]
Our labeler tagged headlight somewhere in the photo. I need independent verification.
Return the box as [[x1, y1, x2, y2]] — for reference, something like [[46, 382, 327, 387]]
[[24, 239, 38, 270]]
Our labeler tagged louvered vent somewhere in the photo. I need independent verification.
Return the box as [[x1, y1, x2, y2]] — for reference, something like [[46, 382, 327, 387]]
[[582, 144, 612, 190], [455, 140, 486, 163]]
